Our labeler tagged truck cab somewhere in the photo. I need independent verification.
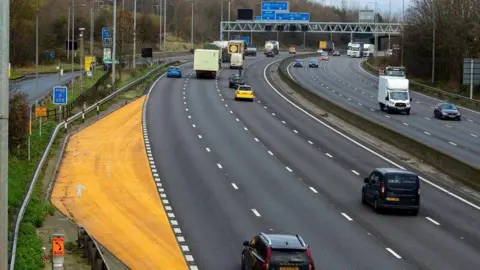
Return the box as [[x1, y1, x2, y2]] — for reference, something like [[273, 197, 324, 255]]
[[350, 43, 361, 58], [384, 66, 406, 77], [289, 46, 296, 54], [377, 76, 412, 115]]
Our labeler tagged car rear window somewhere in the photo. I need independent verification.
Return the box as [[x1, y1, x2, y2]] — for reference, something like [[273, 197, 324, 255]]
[[238, 86, 251, 90], [270, 249, 308, 264], [385, 174, 418, 189]]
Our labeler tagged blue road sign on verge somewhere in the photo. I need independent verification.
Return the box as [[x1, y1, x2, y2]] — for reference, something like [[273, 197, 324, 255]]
[[261, 10, 276, 20], [53, 86, 68, 105], [261, 1, 288, 11], [50, 51, 55, 59], [275, 12, 310, 21], [102, 27, 111, 41]]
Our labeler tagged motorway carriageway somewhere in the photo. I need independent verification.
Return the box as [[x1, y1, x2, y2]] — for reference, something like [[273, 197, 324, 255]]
[[145, 53, 480, 269], [50, 97, 188, 269], [288, 55, 480, 168]]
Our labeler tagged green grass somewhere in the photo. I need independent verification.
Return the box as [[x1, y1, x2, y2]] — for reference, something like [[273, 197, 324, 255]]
[[46, 70, 107, 110], [11, 64, 82, 78], [9, 119, 58, 269]]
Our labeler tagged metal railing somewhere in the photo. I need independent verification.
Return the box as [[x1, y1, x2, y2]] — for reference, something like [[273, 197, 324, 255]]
[[8, 58, 191, 269], [363, 60, 480, 107]]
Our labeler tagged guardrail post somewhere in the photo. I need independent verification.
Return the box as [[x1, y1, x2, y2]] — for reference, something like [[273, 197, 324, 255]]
[[96, 103, 99, 116], [82, 110, 85, 123], [64, 121, 67, 132], [59, 105, 63, 121]]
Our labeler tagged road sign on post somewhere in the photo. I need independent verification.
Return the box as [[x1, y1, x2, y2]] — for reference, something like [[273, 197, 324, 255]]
[[53, 86, 68, 105], [102, 27, 112, 48], [52, 233, 65, 268], [462, 58, 480, 99]]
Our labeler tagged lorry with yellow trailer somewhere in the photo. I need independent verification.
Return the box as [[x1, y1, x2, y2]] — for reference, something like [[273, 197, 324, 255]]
[[319, 40, 335, 52], [227, 40, 246, 59]]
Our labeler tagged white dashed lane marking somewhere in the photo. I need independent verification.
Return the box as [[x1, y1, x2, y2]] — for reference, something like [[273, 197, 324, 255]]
[[386, 248, 402, 259], [251, 209, 261, 217], [341, 213, 353, 221], [217, 163, 223, 169], [285, 166, 293, 172], [426, 217, 441, 226], [231, 183, 239, 190], [198, 134, 202, 139], [309, 187, 318, 193], [325, 153, 333, 158], [351, 170, 360, 176], [449, 141, 457, 146]]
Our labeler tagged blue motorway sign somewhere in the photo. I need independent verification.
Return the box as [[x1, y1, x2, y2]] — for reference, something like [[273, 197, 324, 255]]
[[275, 12, 310, 21], [261, 1, 288, 11], [50, 51, 55, 59], [53, 86, 68, 105], [240, 37, 250, 45], [261, 10, 276, 20], [255, 16, 262, 20], [102, 27, 111, 41]]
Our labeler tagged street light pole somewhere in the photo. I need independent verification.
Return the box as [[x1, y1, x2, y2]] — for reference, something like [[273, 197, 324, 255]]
[[163, 0, 166, 50], [71, 0, 75, 99], [431, 5, 435, 84], [112, 0, 117, 86], [67, 6, 70, 60], [221, 1, 223, 40], [228, 1, 231, 40], [133, 0, 137, 68], [401, 0, 405, 66], [190, 0, 194, 47], [0, 0, 11, 268], [374, 1, 378, 59], [90, 8, 94, 55], [80, 28, 85, 95]]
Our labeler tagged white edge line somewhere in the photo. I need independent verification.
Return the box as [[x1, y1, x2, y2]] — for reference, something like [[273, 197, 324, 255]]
[[143, 60, 198, 268], [341, 213, 353, 221], [263, 59, 480, 211], [386, 248, 402, 259]]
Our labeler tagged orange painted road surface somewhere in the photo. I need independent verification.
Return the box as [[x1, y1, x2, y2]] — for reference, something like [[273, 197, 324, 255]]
[[51, 97, 188, 269]]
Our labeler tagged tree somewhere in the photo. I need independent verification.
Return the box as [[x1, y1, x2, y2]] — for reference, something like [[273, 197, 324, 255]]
[[8, 93, 29, 157]]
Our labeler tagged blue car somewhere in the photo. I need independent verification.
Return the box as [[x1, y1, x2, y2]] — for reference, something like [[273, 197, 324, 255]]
[[167, 67, 182, 78], [293, 59, 303, 67], [309, 59, 319, 68]]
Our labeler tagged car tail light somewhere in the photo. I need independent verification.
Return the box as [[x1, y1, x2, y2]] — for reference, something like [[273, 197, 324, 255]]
[[380, 182, 385, 197], [417, 181, 420, 195], [306, 249, 315, 270], [261, 247, 271, 270]]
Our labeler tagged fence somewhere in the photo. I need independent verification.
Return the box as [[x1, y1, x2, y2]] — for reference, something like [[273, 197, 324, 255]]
[[8, 58, 190, 269], [77, 227, 110, 270]]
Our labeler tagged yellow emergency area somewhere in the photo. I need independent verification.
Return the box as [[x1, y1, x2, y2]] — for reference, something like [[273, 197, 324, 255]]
[[50, 97, 188, 269]]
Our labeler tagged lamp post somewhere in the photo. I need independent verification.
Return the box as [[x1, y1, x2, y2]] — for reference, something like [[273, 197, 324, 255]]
[[90, 7, 94, 55], [163, 0, 166, 50], [0, 0, 11, 267], [191, 0, 194, 47], [228, 0, 231, 40], [431, 3, 436, 84], [79, 28, 85, 94], [112, 0, 117, 86], [401, 0, 405, 66], [133, 0, 137, 68]]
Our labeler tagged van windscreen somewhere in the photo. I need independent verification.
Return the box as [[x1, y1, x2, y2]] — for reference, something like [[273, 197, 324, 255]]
[[385, 174, 417, 189]]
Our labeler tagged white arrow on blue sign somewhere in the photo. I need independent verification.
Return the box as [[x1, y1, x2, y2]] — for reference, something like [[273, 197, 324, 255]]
[[53, 86, 68, 105]]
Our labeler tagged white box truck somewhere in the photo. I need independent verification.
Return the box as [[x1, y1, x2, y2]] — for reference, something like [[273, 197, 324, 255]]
[[194, 49, 220, 79], [350, 43, 361, 58], [378, 76, 412, 115], [230, 53, 243, 69]]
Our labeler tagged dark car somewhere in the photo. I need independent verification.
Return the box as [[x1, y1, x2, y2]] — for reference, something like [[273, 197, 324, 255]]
[[308, 58, 319, 68], [362, 168, 420, 215], [332, 50, 340, 56], [293, 59, 303, 67], [433, 103, 461, 120], [229, 74, 244, 88], [242, 233, 315, 270]]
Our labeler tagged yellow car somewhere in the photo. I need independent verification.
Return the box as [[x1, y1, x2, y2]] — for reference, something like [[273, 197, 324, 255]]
[[234, 85, 255, 101]]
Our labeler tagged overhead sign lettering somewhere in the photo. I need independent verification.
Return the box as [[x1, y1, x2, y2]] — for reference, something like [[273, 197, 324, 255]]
[[275, 12, 310, 21], [261, 1, 289, 11]]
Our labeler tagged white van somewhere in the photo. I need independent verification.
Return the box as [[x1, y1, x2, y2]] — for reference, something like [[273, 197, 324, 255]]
[[377, 76, 412, 115], [230, 53, 243, 69]]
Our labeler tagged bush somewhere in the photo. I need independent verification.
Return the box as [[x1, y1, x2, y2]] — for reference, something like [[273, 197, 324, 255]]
[[8, 92, 29, 156]]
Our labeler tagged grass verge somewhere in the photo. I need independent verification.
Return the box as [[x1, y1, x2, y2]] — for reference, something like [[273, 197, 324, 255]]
[[11, 64, 82, 78], [12, 59, 189, 269]]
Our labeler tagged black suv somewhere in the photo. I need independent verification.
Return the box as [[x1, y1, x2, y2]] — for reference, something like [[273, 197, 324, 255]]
[[229, 74, 245, 88], [242, 233, 315, 270], [362, 168, 420, 215]]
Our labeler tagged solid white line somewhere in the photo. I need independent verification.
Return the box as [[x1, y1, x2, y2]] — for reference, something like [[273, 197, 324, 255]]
[[309, 187, 318, 193], [386, 248, 402, 259], [251, 209, 261, 217], [231, 183, 239, 190], [308, 140, 313, 144], [341, 213, 353, 221], [325, 153, 333, 158], [351, 170, 360, 176], [425, 217, 441, 226], [254, 138, 259, 142], [264, 60, 480, 211], [206, 147, 211, 152], [217, 163, 223, 169], [449, 141, 457, 146], [285, 166, 293, 172], [268, 151, 274, 155], [198, 135, 202, 139]]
